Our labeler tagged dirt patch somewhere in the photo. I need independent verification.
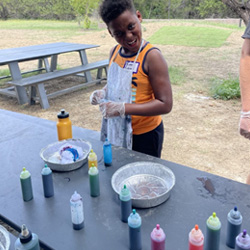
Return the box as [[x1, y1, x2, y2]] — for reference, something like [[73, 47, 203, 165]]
[[0, 20, 249, 184]]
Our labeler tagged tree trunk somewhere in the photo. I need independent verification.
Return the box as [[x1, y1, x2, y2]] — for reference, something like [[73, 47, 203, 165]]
[[221, 0, 250, 25]]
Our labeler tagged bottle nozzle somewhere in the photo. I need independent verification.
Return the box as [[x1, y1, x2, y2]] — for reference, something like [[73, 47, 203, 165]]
[[21, 224, 29, 237], [234, 206, 238, 211], [195, 224, 199, 230], [156, 224, 160, 230], [212, 212, 216, 218], [243, 230, 247, 238], [132, 209, 136, 214]]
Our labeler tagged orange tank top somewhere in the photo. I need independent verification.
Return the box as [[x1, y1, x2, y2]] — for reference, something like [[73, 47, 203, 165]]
[[110, 42, 162, 135]]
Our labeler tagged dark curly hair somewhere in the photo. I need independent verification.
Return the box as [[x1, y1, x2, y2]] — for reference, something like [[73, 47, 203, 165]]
[[99, 0, 136, 25]]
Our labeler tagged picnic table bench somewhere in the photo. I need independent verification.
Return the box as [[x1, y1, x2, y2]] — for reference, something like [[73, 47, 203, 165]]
[[0, 42, 109, 109]]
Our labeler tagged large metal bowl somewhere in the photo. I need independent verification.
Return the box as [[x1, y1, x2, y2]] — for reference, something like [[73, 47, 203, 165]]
[[40, 139, 92, 172], [111, 161, 175, 208]]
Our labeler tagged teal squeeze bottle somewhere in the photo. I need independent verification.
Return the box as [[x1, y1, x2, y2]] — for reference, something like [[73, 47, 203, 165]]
[[15, 224, 40, 250], [103, 138, 112, 166], [119, 184, 132, 223], [88, 164, 100, 197], [236, 230, 250, 250], [128, 209, 142, 250], [226, 206, 242, 248], [205, 212, 221, 250], [20, 167, 33, 202], [41, 164, 54, 198]]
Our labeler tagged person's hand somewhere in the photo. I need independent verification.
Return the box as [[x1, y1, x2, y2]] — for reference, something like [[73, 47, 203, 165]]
[[90, 89, 106, 105], [239, 111, 250, 139], [99, 102, 125, 118]]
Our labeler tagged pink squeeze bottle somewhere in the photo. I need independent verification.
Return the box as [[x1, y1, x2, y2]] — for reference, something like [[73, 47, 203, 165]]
[[151, 224, 166, 250], [189, 225, 204, 250]]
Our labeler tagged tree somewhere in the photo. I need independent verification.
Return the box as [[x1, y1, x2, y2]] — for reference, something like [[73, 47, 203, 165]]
[[70, 0, 99, 29], [221, 0, 250, 25]]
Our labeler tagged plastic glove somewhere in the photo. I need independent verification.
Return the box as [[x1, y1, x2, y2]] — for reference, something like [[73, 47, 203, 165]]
[[99, 101, 125, 118], [90, 89, 106, 105], [239, 111, 250, 140]]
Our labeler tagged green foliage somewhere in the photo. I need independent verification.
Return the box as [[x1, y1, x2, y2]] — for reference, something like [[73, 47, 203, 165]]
[[210, 76, 240, 100], [70, 0, 99, 29], [149, 26, 232, 48]]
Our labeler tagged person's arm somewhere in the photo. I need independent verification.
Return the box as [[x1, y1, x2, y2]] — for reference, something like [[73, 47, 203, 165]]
[[239, 38, 250, 139], [240, 38, 250, 111], [125, 49, 173, 116]]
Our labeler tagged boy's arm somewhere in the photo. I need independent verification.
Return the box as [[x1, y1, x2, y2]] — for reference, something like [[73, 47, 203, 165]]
[[125, 49, 173, 116]]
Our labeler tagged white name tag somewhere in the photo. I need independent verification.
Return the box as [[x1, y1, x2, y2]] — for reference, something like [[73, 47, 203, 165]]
[[124, 61, 140, 73]]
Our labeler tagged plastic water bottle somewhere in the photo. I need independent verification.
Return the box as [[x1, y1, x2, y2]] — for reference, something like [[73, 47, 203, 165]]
[[119, 184, 132, 223], [57, 109, 72, 141], [128, 209, 142, 250], [205, 212, 221, 250], [236, 230, 250, 250], [88, 164, 100, 197], [189, 224, 204, 250], [41, 164, 54, 198], [15, 224, 40, 250], [226, 206, 242, 248], [103, 138, 112, 166], [88, 149, 98, 169], [70, 191, 84, 230], [151, 224, 166, 250], [20, 167, 33, 202]]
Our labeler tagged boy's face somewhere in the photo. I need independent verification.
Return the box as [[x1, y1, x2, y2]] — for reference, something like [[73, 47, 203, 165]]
[[108, 10, 142, 55]]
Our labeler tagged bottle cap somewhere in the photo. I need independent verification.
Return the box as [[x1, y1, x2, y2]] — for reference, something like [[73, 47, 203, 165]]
[[57, 109, 69, 119], [70, 191, 82, 202], [20, 167, 31, 179], [119, 185, 131, 201], [104, 138, 110, 145], [88, 149, 96, 159], [19, 224, 32, 243], [41, 164, 52, 175], [228, 206, 243, 225], [88, 165, 99, 175], [207, 212, 221, 230], [151, 224, 166, 242], [128, 209, 141, 228], [236, 230, 250, 248], [189, 224, 204, 246]]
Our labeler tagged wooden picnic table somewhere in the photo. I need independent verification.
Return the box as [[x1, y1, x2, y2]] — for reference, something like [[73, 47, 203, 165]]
[[0, 42, 108, 109]]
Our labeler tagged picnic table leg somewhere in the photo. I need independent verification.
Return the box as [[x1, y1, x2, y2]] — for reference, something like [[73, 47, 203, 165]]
[[79, 50, 92, 82], [36, 83, 50, 109], [8, 62, 28, 105], [50, 55, 58, 72]]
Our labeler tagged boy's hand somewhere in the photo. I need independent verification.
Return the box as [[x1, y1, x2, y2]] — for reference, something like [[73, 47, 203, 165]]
[[99, 102, 125, 118], [90, 89, 106, 105], [239, 111, 250, 140]]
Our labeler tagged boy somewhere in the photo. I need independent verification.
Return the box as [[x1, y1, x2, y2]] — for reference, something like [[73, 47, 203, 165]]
[[90, 0, 172, 158]]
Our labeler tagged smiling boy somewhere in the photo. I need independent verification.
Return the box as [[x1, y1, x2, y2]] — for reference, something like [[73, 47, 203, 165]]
[[90, 0, 172, 158]]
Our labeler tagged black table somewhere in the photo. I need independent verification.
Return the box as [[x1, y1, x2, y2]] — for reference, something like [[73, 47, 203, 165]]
[[0, 109, 250, 250]]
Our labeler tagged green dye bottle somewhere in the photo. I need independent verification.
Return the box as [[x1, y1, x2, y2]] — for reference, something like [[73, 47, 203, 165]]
[[205, 212, 221, 250], [88, 164, 100, 197], [20, 167, 33, 202]]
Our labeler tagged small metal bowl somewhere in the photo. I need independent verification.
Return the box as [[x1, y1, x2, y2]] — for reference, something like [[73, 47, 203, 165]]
[[40, 139, 91, 172], [111, 161, 175, 208]]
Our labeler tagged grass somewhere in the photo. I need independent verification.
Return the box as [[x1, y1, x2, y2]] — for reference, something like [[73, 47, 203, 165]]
[[149, 26, 233, 47], [210, 76, 240, 100], [168, 66, 185, 85]]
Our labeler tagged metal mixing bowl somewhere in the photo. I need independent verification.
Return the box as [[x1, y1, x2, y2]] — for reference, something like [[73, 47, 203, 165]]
[[111, 161, 175, 208], [40, 139, 91, 172]]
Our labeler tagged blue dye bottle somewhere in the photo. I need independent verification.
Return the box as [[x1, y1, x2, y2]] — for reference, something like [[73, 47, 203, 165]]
[[128, 209, 142, 250], [103, 138, 112, 166], [15, 224, 40, 250], [226, 206, 242, 248], [41, 164, 54, 198], [119, 184, 132, 223]]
